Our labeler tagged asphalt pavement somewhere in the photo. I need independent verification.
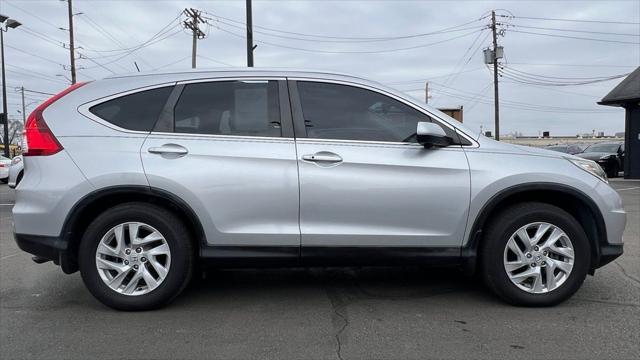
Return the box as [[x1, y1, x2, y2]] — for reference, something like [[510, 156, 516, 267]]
[[1, 181, 638, 359]]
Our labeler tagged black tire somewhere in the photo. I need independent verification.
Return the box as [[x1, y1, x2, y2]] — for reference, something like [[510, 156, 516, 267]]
[[79, 203, 194, 311], [607, 163, 619, 178], [0, 178, 7, 184], [480, 202, 590, 306]]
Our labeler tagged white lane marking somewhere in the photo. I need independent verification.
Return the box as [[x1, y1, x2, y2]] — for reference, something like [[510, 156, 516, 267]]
[[0, 203, 15, 206], [616, 187, 640, 191]]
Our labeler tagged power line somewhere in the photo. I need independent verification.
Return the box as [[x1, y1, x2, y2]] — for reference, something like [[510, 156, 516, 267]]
[[205, 11, 490, 41], [210, 16, 487, 43], [497, 66, 630, 86], [75, 12, 154, 70], [216, 26, 484, 54], [503, 66, 631, 80], [78, 12, 183, 56], [5, 45, 66, 67], [196, 54, 234, 67], [508, 29, 640, 45], [511, 24, 640, 37], [505, 62, 636, 68], [441, 29, 491, 89], [504, 15, 640, 25]]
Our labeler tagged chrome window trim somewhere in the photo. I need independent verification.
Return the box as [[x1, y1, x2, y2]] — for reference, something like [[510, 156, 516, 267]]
[[77, 82, 178, 135], [295, 137, 463, 151], [288, 77, 479, 148], [147, 131, 294, 143]]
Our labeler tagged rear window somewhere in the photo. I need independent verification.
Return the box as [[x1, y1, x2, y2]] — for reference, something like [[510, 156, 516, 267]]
[[89, 86, 173, 131]]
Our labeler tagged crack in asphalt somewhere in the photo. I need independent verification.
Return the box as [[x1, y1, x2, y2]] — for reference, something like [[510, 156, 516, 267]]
[[323, 282, 350, 360], [613, 261, 640, 288]]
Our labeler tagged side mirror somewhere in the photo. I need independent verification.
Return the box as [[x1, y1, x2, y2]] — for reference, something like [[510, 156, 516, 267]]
[[416, 122, 452, 148]]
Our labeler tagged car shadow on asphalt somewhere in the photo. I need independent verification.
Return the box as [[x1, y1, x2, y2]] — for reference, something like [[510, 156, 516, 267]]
[[176, 266, 494, 307]]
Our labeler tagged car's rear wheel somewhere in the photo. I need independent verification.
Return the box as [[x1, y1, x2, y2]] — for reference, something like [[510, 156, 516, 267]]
[[79, 203, 193, 310], [480, 202, 590, 306]]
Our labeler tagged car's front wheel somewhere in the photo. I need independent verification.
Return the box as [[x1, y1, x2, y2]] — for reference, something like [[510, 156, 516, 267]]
[[480, 202, 590, 306], [79, 203, 194, 310]]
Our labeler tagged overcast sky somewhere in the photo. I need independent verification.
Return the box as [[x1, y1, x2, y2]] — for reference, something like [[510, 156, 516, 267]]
[[1, 0, 639, 136]]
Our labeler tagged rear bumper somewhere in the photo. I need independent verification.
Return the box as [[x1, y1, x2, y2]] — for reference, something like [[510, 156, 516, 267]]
[[14, 233, 77, 274]]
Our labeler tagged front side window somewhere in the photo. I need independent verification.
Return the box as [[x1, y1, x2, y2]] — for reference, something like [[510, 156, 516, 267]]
[[89, 86, 173, 131], [174, 80, 281, 137], [297, 81, 462, 143]]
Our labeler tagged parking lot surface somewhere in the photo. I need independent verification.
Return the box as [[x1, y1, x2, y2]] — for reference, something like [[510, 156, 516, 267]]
[[1, 181, 638, 359]]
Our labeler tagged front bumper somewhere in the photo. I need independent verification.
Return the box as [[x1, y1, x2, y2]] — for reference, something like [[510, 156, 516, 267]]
[[14, 233, 77, 274]]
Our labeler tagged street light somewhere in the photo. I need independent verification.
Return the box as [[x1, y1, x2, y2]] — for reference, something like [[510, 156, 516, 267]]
[[1, 14, 22, 157]]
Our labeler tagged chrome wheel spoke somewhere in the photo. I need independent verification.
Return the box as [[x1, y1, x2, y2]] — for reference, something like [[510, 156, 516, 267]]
[[109, 268, 131, 289], [515, 229, 532, 252], [142, 268, 160, 290], [505, 260, 526, 272], [507, 238, 525, 260], [531, 269, 544, 293], [544, 262, 557, 290], [128, 223, 140, 246], [504, 222, 574, 294], [530, 223, 551, 247], [133, 231, 163, 246], [122, 270, 144, 295], [148, 258, 169, 279], [97, 242, 120, 258], [96, 257, 127, 272], [551, 258, 573, 274], [147, 243, 170, 256], [549, 243, 574, 260], [95, 222, 171, 297]]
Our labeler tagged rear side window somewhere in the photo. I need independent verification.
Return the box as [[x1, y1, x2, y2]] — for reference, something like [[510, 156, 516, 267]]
[[89, 86, 173, 131], [173, 80, 281, 137]]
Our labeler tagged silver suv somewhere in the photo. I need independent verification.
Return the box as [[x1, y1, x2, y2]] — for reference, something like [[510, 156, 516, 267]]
[[13, 69, 625, 310]]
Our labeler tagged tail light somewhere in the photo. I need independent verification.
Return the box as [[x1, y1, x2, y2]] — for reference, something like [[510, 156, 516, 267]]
[[23, 82, 88, 156]]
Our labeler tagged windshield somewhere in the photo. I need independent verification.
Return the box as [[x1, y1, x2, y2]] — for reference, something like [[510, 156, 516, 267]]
[[585, 143, 621, 153]]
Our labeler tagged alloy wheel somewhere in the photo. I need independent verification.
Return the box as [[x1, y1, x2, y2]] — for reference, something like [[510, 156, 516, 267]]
[[503, 222, 575, 294], [95, 222, 171, 296]]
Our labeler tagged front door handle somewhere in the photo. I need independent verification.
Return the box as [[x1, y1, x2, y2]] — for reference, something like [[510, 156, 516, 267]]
[[301, 152, 343, 163], [148, 143, 188, 156]]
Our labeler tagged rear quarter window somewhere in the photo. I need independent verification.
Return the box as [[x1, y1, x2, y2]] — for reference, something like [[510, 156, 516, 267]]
[[89, 86, 173, 131]]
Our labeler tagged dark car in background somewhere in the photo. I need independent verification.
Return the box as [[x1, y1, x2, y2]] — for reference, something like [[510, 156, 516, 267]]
[[577, 142, 625, 178], [545, 144, 584, 155]]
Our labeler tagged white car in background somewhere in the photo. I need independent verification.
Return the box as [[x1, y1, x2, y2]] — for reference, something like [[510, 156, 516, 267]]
[[0, 155, 11, 183], [8, 155, 24, 188]]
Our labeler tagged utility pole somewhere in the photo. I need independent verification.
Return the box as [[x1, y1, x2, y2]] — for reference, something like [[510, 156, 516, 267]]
[[425, 81, 429, 104], [66, 0, 77, 84], [20, 86, 25, 124], [183, 8, 205, 69], [491, 10, 500, 141], [1, 14, 21, 157], [246, 0, 254, 67], [1, 29, 7, 157]]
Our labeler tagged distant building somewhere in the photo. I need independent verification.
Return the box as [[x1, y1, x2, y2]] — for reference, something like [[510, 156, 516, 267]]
[[438, 106, 463, 123], [598, 66, 640, 179]]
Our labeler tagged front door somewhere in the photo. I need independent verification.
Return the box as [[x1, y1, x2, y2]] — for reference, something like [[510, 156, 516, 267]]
[[289, 80, 471, 255]]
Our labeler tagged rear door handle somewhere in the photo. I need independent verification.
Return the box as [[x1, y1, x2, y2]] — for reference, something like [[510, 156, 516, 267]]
[[301, 152, 343, 163], [148, 144, 188, 156]]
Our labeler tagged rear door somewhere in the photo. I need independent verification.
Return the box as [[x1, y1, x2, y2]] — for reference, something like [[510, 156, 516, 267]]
[[289, 79, 471, 255], [141, 78, 300, 253]]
